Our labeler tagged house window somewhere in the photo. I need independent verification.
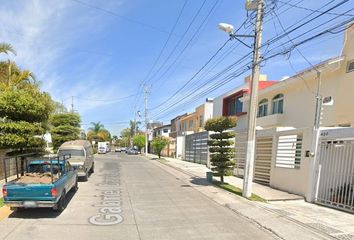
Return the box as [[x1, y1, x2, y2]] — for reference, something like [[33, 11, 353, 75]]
[[347, 60, 354, 73], [272, 94, 284, 114], [183, 122, 187, 131], [227, 96, 243, 115], [258, 99, 268, 117], [163, 128, 168, 133], [199, 115, 203, 128], [189, 120, 193, 128], [222, 89, 246, 116]]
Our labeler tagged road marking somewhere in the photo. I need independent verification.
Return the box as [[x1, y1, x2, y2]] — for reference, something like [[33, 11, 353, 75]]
[[89, 163, 124, 226]]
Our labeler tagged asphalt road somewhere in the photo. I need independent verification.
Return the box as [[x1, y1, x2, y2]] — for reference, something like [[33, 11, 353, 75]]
[[0, 153, 276, 240]]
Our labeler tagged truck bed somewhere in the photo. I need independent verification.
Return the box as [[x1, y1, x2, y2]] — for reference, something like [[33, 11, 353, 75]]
[[14, 173, 59, 184]]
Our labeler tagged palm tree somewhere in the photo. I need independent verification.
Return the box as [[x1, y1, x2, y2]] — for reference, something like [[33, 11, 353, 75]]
[[87, 122, 111, 142], [0, 61, 37, 90], [129, 120, 141, 137], [0, 43, 16, 55], [88, 121, 105, 134]]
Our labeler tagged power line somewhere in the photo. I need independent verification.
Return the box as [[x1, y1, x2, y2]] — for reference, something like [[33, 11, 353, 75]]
[[152, 17, 353, 119], [277, 0, 354, 17], [150, 38, 231, 110], [270, 8, 315, 94], [148, 0, 220, 87], [71, 0, 171, 34], [73, 92, 140, 102], [137, 0, 188, 89], [143, 0, 209, 86], [146, 0, 352, 120], [262, 0, 349, 49], [149, 0, 317, 114], [150, 11, 256, 111], [131, 0, 189, 121], [137, 0, 300, 116]]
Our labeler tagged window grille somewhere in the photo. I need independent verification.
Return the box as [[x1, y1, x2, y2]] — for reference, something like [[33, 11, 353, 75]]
[[276, 134, 302, 168]]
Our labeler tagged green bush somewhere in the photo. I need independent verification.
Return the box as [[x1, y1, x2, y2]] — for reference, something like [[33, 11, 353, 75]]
[[205, 116, 237, 183]]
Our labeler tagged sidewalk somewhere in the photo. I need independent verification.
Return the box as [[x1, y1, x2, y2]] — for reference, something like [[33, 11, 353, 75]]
[[147, 154, 354, 240]]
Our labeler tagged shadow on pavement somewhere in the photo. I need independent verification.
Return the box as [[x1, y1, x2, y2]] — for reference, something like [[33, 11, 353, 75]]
[[8, 189, 76, 219], [190, 177, 211, 186]]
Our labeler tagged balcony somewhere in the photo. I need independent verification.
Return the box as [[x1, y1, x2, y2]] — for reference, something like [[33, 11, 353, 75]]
[[256, 113, 284, 127]]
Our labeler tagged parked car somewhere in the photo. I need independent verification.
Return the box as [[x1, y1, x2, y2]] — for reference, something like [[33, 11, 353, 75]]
[[58, 140, 94, 181], [126, 148, 139, 155], [3, 156, 78, 212], [115, 147, 121, 152]]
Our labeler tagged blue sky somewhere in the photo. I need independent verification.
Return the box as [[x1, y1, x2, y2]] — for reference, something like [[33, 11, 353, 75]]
[[0, 0, 352, 136]]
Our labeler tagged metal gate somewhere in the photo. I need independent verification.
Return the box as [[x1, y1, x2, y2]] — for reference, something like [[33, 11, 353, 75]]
[[315, 130, 354, 213], [254, 137, 273, 185], [234, 131, 247, 177], [185, 131, 209, 165]]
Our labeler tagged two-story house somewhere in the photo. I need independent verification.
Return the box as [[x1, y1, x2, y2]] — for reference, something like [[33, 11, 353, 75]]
[[236, 24, 354, 204]]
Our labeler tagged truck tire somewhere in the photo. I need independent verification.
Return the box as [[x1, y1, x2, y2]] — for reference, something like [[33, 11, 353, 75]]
[[73, 179, 79, 192], [82, 172, 88, 182], [55, 192, 66, 212]]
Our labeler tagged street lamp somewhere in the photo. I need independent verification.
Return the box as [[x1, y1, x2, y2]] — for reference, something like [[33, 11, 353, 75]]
[[218, 23, 255, 48], [218, 0, 265, 198]]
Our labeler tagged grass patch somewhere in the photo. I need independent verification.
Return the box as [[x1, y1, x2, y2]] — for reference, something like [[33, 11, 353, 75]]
[[0, 198, 4, 208], [213, 180, 266, 202]]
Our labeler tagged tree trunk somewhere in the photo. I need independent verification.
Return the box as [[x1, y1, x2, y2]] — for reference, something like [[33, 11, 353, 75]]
[[158, 152, 161, 159], [220, 173, 224, 183]]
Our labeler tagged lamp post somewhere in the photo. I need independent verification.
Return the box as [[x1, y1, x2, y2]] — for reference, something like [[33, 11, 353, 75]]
[[219, 0, 265, 198]]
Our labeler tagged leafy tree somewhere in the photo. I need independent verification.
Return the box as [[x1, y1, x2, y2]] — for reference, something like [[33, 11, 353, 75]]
[[0, 89, 53, 153], [132, 134, 145, 152], [0, 44, 53, 162], [205, 116, 237, 183], [50, 113, 81, 150], [151, 136, 170, 158]]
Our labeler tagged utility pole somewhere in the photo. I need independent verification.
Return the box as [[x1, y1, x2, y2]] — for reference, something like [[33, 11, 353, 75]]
[[71, 96, 74, 113], [144, 85, 149, 156], [61, 98, 64, 113], [314, 71, 323, 130], [310, 70, 323, 201], [243, 0, 265, 198]]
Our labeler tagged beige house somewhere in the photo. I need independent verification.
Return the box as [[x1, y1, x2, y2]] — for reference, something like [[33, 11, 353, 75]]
[[240, 25, 354, 130], [235, 24, 354, 204]]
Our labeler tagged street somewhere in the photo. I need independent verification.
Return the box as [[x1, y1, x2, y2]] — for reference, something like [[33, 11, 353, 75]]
[[0, 153, 276, 240]]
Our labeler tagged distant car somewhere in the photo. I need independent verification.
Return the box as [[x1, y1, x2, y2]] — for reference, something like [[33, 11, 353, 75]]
[[115, 148, 121, 152], [98, 147, 106, 154], [127, 148, 139, 155]]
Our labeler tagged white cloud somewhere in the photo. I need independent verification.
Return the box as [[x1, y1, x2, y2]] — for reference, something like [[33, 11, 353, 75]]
[[0, 0, 128, 115]]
